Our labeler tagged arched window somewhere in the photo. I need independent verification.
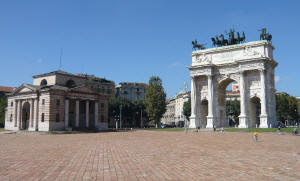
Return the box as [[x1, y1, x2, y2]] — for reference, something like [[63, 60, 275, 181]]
[[40, 79, 47, 86], [66, 79, 76, 88]]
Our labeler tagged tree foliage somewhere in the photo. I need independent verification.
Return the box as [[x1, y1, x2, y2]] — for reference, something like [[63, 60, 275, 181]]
[[225, 99, 240, 126], [144, 76, 166, 126], [0, 97, 7, 127], [276, 93, 299, 125], [183, 97, 191, 120], [108, 97, 147, 127]]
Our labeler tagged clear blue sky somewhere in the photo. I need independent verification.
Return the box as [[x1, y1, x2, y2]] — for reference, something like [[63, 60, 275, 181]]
[[0, 0, 299, 98]]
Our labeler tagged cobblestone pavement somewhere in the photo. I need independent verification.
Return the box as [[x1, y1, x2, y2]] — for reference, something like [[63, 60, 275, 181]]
[[0, 130, 299, 181]]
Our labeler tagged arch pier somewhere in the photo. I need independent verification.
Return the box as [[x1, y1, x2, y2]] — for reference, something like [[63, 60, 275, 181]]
[[188, 40, 278, 128]]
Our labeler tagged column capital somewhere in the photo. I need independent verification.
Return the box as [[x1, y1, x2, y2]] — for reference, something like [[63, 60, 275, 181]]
[[259, 68, 266, 73]]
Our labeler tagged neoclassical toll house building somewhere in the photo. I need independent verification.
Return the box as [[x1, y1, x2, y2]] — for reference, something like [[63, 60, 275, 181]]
[[188, 40, 278, 128], [5, 71, 109, 131]]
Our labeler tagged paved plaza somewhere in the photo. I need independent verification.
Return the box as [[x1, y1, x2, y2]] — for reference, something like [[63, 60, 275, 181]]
[[0, 130, 299, 181]]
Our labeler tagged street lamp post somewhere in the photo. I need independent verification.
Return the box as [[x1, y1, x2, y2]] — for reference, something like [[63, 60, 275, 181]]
[[120, 104, 122, 129], [140, 106, 143, 128]]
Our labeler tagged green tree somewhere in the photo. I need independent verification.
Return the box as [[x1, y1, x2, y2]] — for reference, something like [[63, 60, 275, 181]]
[[183, 97, 191, 121], [225, 99, 240, 126], [144, 76, 166, 127], [109, 97, 135, 127], [276, 93, 289, 124], [0, 97, 7, 127]]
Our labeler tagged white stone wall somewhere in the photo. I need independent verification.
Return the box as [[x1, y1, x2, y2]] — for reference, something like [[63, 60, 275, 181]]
[[5, 98, 17, 130], [38, 92, 50, 131]]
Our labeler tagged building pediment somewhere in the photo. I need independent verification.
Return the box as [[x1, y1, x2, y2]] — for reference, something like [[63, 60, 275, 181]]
[[11, 84, 38, 95]]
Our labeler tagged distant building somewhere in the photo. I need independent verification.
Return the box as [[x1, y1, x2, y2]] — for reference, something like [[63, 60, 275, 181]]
[[162, 83, 240, 127], [115, 82, 147, 102], [78, 74, 115, 97], [161, 89, 190, 127], [0, 86, 14, 97], [5, 70, 109, 131]]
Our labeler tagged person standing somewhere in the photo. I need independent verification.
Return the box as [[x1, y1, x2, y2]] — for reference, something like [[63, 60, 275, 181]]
[[253, 131, 258, 142]]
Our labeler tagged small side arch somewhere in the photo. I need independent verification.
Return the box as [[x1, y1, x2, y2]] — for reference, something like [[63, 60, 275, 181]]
[[66, 79, 76, 88], [40, 79, 47, 86]]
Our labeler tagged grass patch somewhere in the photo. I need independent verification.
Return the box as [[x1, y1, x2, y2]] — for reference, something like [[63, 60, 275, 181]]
[[0, 128, 5, 132], [145, 128, 188, 132], [145, 127, 298, 133], [224, 128, 297, 133]]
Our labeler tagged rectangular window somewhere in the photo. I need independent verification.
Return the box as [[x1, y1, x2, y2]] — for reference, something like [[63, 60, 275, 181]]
[[11, 101, 13, 107], [42, 99, 45, 105], [41, 113, 45, 122], [101, 103, 104, 108], [56, 113, 60, 122], [56, 99, 60, 106], [10, 114, 13, 122], [101, 115, 104, 122]]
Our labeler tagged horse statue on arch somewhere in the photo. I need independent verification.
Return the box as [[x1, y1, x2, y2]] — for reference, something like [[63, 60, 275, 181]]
[[192, 39, 206, 50]]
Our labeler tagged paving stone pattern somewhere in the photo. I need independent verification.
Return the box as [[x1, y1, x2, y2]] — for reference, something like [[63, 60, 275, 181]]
[[0, 131, 299, 181]]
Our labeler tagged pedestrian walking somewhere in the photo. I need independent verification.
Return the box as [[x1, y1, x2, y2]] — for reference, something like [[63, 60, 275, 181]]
[[293, 128, 298, 135], [221, 127, 224, 133], [253, 131, 258, 142]]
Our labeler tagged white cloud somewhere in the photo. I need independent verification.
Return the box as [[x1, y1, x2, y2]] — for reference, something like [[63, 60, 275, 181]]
[[275, 75, 280, 83]]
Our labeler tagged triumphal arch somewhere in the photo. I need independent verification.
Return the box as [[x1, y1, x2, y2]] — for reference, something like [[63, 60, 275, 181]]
[[188, 40, 278, 128]]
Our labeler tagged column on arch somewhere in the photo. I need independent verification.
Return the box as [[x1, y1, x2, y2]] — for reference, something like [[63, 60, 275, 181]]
[[206, 74, 216, 128], [238, 71, 248, 128], [259, 69, 269, 128], [189, 76, 199, 128], [64, 99, 69, 129]]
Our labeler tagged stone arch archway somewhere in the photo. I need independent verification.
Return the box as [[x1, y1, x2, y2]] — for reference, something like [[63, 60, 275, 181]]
[[22, 102, 30, 130], [217, 78, 240, 127], [199, 99, 208, 128], [249, 96, 261, 128], [188, 40, 277, 128]]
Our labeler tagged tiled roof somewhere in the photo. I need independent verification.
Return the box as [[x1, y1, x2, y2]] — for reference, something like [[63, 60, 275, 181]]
[[0, 86, 14, 93]]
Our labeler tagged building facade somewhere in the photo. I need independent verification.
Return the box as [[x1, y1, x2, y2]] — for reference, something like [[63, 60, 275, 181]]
[[161, 90, 190, 127], [115, 82, 147, 102], [5, 70, 109, 131]]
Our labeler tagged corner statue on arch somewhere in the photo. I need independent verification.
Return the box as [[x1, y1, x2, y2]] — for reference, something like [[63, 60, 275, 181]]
[[187, 38, 278, 129]]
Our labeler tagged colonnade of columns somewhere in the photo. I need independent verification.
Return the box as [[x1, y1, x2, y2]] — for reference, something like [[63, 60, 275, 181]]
[[64, 99, 99, 129], [190, 69, 269, 128], [14, 98, 38, 130]]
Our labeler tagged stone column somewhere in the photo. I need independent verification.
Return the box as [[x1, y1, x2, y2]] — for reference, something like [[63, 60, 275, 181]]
[[17, 100, 22, 129], [259, 69, 269, 128], [189, 76, 197, 128], [75, 100, 79, 127], [30, 99, 34, 128], [14, 100, 18, 127], [206, 75, 215, 128], [34, 98, 39, 131], [64, 99, 69, 129], [239, 71, 248, 128], [95, 101, 98, 128], [86, 100, 89, 128]]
